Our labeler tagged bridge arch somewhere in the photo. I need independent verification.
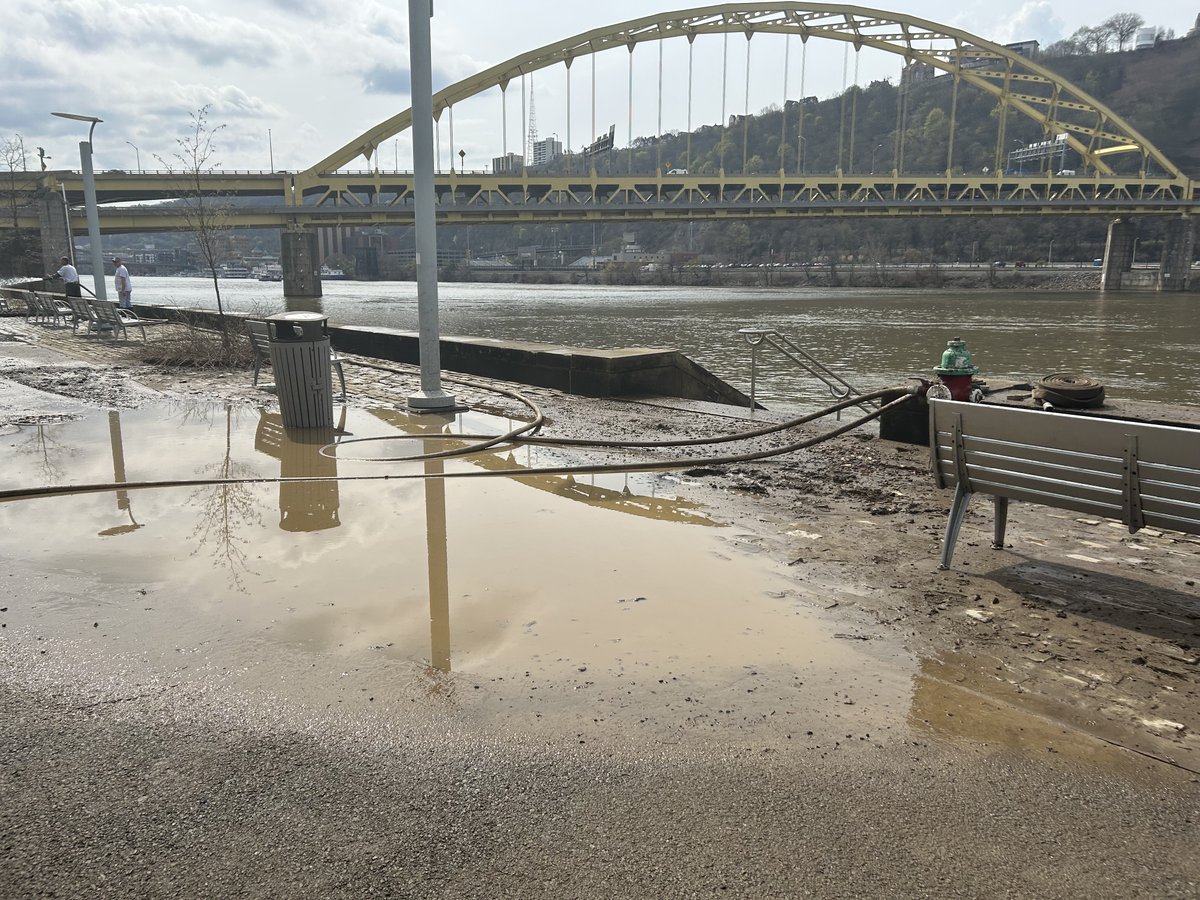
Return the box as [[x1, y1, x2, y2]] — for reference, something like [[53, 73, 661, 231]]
[[303, 3, 1183, 182]]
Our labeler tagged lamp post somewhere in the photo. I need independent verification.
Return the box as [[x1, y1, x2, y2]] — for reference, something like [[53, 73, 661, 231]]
[[124, 140, 140, 173], [870, 142, 883, 174], [796, 134, 807, 174], [406, 0, 457, 412], [1048, 238, 1054, 266], [52, 112, 106, 300]]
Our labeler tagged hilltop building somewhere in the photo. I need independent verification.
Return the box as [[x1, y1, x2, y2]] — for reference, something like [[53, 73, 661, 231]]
[[532, 136, 563, 167]]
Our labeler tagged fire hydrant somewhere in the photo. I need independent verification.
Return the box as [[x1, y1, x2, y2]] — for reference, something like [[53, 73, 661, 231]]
[[930, 337, 980, 401]]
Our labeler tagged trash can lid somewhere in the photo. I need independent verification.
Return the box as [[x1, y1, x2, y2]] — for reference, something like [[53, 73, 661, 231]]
[[266, 311, 327, 324]]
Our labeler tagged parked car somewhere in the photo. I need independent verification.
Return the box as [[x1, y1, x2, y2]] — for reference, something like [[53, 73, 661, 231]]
[[993, 260, 1007, 267]]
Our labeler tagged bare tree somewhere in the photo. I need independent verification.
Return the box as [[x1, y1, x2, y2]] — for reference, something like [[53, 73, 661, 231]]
[[1071, 25, 1111, 54], [1104, 13, 1145, 50], [1, 134, 36, 277], [1042, 37, 1083, 57], [156, 106, 234, 351]]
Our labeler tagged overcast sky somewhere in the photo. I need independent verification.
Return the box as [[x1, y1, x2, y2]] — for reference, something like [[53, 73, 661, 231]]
[[2, 1, 1192, 174]]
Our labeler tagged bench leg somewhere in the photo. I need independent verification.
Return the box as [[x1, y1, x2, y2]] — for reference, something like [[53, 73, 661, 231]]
[[939, 482, 972, 570], [993, 496, 1009, 550], [332, 359, 346, 400], [252, 356, 262, 386]]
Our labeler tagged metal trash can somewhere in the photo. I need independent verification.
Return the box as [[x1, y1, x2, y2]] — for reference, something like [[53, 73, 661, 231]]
[[267, 311, 334, 429]]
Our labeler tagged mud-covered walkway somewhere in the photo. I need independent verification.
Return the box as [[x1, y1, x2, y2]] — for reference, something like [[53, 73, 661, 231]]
[[2, 316, 1198, 898]]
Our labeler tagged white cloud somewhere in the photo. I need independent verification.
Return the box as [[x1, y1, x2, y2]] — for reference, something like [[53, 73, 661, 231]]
[[988, 1, 1067, 45]]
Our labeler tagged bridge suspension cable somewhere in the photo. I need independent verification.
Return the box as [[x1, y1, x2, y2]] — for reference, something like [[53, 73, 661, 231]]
[[299, 4, 1185, 183]]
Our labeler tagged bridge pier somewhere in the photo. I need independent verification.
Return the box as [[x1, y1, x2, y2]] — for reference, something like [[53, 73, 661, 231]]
[[282, 229, 322, 298], [1158, 217, 1195, 292], [1100, 219, 1136, 291], [37, 190, 71, 271]]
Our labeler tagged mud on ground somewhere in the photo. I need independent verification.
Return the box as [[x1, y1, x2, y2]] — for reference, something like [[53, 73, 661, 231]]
[[2, 318, 1198, 778]]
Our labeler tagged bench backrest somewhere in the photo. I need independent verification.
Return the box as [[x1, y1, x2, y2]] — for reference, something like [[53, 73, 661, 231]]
[[67, 296, 98, 323], [245, 320, 271, 359], [929, 398, 1200, 536], [91, 299, 127, 333]]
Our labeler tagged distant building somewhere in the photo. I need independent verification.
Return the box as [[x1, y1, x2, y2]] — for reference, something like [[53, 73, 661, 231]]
[[531, 136, 562, 167], [1135, 27, 1157, 49], [492, 152, 524, 175], [902, 61, 935, 84], [1004, 40, 1040, 58]]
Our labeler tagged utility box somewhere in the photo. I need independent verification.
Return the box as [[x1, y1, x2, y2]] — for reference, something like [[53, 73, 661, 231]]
[[267, 311, 334, 429], [878, 386, 929, 445]]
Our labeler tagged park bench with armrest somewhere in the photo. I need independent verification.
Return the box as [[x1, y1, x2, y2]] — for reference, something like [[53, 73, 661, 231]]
[[929, 398, 1200, 569], [65, 296, 107, 335], [32, 292, 71, 326], [90, 299, 167, 340]]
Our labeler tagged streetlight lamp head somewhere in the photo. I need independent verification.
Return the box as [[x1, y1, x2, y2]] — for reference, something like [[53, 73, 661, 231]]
[[52, 112, 103, 124], [52, 111, 103, 143]]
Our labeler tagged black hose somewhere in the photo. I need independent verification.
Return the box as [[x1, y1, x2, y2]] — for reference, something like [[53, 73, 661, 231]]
[[0, 393, 914, 504], [1032, 373, 1105, 408], [328, 386, 897, 463]]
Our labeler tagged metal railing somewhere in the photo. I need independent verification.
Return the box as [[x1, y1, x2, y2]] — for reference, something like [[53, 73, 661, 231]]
[[738, 326, 874, 415]]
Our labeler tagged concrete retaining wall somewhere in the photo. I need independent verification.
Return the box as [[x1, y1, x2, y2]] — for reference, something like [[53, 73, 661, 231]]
[[139, 305, 756, 407]]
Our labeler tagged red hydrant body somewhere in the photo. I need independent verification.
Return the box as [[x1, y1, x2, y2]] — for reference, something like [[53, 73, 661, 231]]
[[931, 338, 980, 402]]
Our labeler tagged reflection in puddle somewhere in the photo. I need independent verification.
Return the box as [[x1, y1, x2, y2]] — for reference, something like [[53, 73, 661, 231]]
[[1, 401, 915, 743], [255, 408, 343, 533], [98, 411, 143, 537]]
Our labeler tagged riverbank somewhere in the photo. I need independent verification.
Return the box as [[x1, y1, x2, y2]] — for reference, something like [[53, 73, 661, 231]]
[[2, 319, 1199, 897], [431, 263, 1111, 291]]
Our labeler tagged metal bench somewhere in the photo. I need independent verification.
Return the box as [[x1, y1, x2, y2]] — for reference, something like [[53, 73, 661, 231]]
[[31, 291, 71, 326], [245, 319, 347, 399], [929, 398, 1200, 569], [91, 299, 166, 340]]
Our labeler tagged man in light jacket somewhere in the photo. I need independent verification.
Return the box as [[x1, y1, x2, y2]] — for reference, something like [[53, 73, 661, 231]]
[[112, 257, 132, 309]]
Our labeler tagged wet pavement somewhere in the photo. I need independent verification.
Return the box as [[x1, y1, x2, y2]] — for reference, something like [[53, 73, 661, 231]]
[[1, 402, 913, 748], [2, 317, 1199, 898]]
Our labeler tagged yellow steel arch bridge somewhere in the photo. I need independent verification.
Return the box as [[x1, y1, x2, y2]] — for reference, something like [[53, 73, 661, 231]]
[[9, 3, 1200, 236]]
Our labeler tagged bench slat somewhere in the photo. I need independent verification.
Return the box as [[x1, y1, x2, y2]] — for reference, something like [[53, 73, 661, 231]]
[[941, 446, 1124, 487], [1140, 462, 1200, 491], [1141, 479, 1200, 506], [937, 460, 1123, 508], [945, 432, 1126, 472], [1141, 495, 1200, 528]]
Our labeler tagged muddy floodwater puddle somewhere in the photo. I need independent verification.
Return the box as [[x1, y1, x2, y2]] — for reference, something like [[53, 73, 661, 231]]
[[4, 402, 927, 746]]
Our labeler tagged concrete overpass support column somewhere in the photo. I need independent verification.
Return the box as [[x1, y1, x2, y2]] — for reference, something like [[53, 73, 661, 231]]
[[1158, 217, 1195, 292], [1100, 218, 1136, 291], [282, 229, 322, 298], [37, 190, 71, 271]]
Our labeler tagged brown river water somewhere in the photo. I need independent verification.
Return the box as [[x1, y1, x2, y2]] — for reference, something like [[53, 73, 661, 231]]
[[137, 277, 1200, 412]]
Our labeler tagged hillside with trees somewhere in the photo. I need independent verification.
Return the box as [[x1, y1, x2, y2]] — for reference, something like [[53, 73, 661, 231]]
[[491, 25, 1199, 271]]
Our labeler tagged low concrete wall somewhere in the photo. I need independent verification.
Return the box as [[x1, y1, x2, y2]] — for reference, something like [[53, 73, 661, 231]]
[[140, 305, 756, 407]]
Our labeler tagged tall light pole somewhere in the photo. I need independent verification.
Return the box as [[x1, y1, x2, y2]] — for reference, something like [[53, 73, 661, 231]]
[[406, 0, 458, 412], [268, 129, 274, 171], [1048, 238, 1055, 266], [124, 140, 140, 173], [870, 142, 883, 174], [52, 112, 106, 300]]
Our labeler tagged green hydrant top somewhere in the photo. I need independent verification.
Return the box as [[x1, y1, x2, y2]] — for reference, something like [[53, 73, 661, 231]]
[[933, 337, 979, 376]]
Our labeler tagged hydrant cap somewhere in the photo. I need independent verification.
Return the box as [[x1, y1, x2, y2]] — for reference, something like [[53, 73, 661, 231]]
[[933, 337, 979, 376]]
